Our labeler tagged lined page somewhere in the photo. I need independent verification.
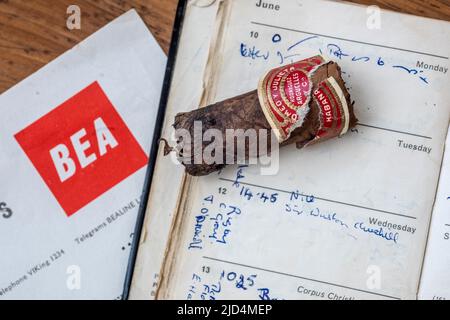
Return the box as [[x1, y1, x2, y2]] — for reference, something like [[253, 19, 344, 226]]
[[159, 0, 450, 300], [419, 127, 450, 300]]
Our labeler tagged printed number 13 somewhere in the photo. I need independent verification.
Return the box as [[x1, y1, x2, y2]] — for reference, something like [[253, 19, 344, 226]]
[[202, 266, 211, 274]]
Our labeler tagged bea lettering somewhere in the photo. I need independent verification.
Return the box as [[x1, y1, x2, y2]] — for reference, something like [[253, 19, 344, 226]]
[[50, 117, 118, 182]]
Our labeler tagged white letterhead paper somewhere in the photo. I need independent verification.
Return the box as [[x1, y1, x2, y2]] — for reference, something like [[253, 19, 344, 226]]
[[0, 10, 166, 299]]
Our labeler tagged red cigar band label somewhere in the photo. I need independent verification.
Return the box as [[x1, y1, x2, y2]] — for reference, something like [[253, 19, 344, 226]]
[[257, 55, 349, 144], [307, 77, 350, 146]]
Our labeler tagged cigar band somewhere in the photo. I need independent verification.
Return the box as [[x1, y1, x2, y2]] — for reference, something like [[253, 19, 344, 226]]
[[257, 55, 349, 144], [306, 76, 350, 146]]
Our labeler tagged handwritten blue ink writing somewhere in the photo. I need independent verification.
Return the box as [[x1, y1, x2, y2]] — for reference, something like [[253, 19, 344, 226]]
[[285, 204, 303, 215], [240, 43, 269, 60], [352, 56, 370, 62], [327, 43, 349, 60], [208, 203, 241, 245], [233, 165, 248, 188], [310, 208, 349, 228], [201, 281, 221, 300], [285, 204, 349, 229], [220, 270, 257, 291], [354, 222, 399, 243], [243, 34, 431, 84], [272, 34, 282, 43], [290, 190, 315, 203], [209, 213, 231, 244], [186, 273, 202, 300], [188, 211, 208, 250], [258, 288, 281, 300], [287, 35, 318, 51]]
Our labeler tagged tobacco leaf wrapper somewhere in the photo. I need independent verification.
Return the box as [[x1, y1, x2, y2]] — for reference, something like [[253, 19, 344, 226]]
[[166, 55, 357, 176]]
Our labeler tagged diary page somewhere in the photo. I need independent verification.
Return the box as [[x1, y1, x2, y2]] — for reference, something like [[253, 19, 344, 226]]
[[158, 0, 450, 300]]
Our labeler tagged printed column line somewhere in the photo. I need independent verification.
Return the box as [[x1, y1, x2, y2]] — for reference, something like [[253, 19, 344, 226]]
[[357, 123, 432, 139], [250, 21, 449, 60]]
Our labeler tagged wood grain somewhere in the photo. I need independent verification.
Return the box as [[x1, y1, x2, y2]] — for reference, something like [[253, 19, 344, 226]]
[[0, 0, 448, 93]]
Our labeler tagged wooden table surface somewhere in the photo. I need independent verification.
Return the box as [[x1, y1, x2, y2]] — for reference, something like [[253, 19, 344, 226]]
[[0, 0, 449, 94]]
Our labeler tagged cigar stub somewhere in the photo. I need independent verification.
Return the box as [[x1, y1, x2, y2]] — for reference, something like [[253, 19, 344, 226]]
[[169, 55, 357, 176], [257, 55, 350, 144]]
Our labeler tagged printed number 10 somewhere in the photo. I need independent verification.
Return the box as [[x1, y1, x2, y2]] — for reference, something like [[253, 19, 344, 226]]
[[250, 31, 259, 39]]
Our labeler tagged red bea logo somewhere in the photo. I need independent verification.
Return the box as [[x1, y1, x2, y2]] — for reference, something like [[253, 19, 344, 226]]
[[15, 82, 148, 217]]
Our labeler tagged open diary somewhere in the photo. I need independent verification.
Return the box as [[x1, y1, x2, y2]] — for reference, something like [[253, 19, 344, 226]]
[[125, 0, 450, 300]]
